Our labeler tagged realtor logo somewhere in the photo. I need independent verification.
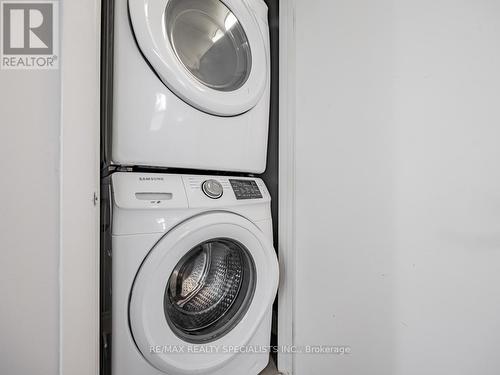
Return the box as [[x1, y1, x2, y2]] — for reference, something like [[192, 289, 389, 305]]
[[1, 1, 59, 69]]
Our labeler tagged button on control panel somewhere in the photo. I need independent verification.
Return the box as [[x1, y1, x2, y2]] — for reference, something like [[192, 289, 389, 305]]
[[201, 179, 224, 199], [229, 179, 263, 200]]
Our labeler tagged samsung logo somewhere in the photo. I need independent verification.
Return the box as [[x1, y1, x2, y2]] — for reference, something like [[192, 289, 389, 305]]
[[139, 177, 164, 181]]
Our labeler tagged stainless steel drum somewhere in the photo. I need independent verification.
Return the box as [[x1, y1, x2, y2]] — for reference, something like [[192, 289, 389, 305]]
[[164, 238, 256, 343]]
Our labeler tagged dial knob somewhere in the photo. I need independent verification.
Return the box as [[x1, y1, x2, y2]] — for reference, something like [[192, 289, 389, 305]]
[[201, 179, 223, 199]]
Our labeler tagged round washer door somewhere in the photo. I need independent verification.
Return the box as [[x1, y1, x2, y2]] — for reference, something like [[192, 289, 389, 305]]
[[128, 0, 268, 117], [129, 212, 279, 374]]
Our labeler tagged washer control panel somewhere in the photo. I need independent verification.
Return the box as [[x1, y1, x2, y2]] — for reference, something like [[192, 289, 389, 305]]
[[201, 179, 224, 199], [184, 175, 269, 205], [229, 179, 263, 200]]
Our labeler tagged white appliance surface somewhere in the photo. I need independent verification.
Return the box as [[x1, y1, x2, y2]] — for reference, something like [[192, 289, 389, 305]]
[[111, 0, 271, 173], [111, 172, 278, 375]]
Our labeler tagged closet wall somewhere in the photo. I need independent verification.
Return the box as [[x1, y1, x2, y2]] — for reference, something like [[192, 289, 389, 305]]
[[292, 1, 500, 374], [0, 55, 60, 375]]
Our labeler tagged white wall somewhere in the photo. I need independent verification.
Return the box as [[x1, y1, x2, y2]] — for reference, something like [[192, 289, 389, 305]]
[[0, 65, 60, 372], [293, 1, 500, 374], [0, 2, 100, 374], [59, 1, 101, 374]]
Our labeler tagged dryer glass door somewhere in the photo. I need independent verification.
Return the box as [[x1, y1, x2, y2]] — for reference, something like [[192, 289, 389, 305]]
[[165, 0, 252, 92]]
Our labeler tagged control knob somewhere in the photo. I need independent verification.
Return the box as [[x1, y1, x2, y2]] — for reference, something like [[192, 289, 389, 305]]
[[201, 179, 223, 199]]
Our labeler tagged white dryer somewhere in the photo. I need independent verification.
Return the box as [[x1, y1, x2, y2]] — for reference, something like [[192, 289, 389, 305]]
[[110, 172, 279, 375], [111, 0, 271, 173]]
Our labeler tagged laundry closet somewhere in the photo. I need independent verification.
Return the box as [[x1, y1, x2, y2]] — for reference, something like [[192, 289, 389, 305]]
[[99, 0, 280, 374]]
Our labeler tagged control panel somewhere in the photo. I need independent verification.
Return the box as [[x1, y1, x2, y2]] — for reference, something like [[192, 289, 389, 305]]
[[182, 175, 268, 206], [229, 179, 263, 200], [112, 173, 270, 211]]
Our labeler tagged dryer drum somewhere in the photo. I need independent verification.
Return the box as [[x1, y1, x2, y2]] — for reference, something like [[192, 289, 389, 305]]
[[164, 238, 256, 343]]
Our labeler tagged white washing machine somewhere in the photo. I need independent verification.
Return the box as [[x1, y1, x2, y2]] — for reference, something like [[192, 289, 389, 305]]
[[111, 0, 271, 173], [110, 172, 279, 375]]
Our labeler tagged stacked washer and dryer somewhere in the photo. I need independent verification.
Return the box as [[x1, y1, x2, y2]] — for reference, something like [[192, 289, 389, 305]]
[[101, 0, 278, 374]]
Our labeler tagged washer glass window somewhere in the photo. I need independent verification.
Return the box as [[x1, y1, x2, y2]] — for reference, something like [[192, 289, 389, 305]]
[[164, 238, 256, 343], [165, 0, 252, 92]]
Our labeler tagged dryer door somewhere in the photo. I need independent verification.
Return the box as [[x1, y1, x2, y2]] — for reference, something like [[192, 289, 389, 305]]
[[128, 0, 268, 117], [129, 212, 278, 374]]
